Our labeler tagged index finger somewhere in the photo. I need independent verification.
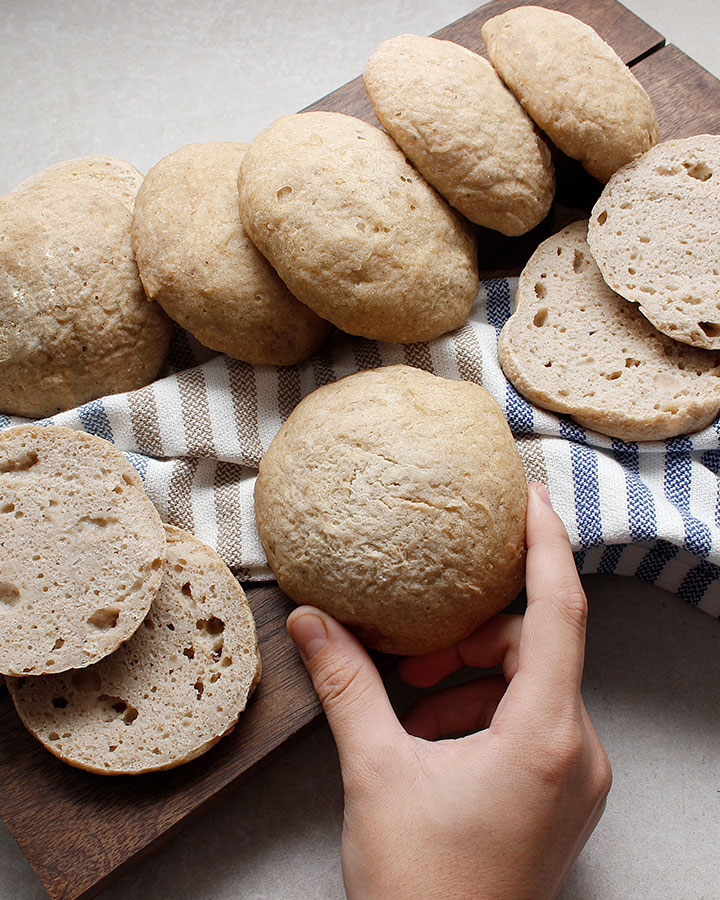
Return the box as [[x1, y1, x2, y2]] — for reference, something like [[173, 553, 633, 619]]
[[513, 482, 588, 712]]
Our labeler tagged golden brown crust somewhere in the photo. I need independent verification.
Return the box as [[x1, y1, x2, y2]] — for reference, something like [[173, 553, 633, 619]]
[[0, 183, 172, 418], [364, 34, 554, 236], [482, 6, 659, 182], [132, 142, 332, 365], [255, 365, 527, 655], [238, 112, 478, 343]]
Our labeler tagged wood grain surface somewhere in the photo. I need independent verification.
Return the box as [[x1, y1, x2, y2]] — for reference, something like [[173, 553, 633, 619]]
[[1, 2, 718, 898]]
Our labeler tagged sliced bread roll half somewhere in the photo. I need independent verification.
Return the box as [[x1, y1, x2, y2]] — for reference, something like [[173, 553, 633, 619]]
[[0, 425, 166, 676], [588, 134, 720, 349], [498, 221, 720, 441], [6, 525, 261, 774]]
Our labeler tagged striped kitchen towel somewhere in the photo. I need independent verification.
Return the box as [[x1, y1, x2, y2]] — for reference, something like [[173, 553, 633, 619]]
[[3, 277, 720, 619]]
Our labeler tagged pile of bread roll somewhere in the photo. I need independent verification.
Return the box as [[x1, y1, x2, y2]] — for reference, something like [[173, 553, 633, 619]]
[[2, 5, 719, 766]]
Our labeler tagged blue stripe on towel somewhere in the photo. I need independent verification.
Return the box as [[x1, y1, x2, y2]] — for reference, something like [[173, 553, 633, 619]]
[[611, 439, 657, 542], [677, 560, 720, 606], [700, 449, 720, 529], [598, 543, 624, 574], [485, 278, 535, 436], [561, 420, 603, 548], [76, 399, 114, 442], [664, 437, 712, 558], [635, 539, 679, 585], [124, 451, 148, 481]]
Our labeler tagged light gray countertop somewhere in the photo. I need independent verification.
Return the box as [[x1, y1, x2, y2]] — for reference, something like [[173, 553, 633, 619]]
[[1, 2, 719, 897]]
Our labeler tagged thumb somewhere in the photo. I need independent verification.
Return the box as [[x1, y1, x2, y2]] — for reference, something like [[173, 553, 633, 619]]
[[287, 606, 402, 758]]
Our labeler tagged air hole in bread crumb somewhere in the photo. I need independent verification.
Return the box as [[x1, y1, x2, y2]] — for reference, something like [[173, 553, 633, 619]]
[[638, 235, 650, 243], [699, 322, 720, 338], [52, 696, 68, 708], [533, 307, 548, 326], [183, 645, 195, 659], [276, 185, 293, 202], [52, 638, 65, 650], [596, 210, 607, 226], [572, 250, 585, 271], [534, 282, 547, 301], [222, 656, 232, 667], [88, 608, 120, 629], [683, 161, 712, 181], [151, 558, 162, 570], [0, 502, 15, 513], [181, 582, 193, 597], [0, 582, 20, 606], [123, 706, 138, 725], [71, 668, 102, 692], [48, 732, 60, 741], [625, 358, 641, 368], [210, 672, 220, 683], [194, 678, 205, 699], [606, 371, 622, 380], [109, 745, 118, 752], [197, 616, 225, 635], [543, 361, 552, 368], [0, 450, 39, 473]]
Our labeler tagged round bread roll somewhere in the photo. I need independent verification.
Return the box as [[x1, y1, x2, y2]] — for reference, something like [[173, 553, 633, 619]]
[[0, 183, 172, 418], [132, 142, 332, 365], [254, 365, 527, 655], [482, 6, 659, 183], [6, 525, 261, 775], [363, 33, 554, 236], [12, 154, 145, 212], [588, 135, 720, 349], [0, 425, 166, 676], [238, 112, 479, 343], [498, 221, 720, 441]]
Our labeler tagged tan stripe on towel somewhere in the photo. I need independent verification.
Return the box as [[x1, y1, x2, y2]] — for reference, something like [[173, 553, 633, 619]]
[[127, 383, 164, 457], [177, 367, 216, 457], [167, 457, 200, 532], [403, 341, 435, 373], [278, 365, 302, 422], [452, 322, 484, 386], [226, 359, 264, 466]]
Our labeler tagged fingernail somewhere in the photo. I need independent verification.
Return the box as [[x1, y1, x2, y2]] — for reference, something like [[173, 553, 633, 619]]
[[288, 611, 328, 661], [531, 481, 552, 506]]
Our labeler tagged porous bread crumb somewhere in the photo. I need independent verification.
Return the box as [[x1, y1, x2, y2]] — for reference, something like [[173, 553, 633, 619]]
[[498, 221, 720, 441], [588, 135, 720, 349], [6, 525, 261, 775], [0, 425, 166, 676]]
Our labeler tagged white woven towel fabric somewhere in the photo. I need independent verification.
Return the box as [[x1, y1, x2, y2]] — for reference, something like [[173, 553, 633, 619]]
[[4, 277, 720, 619]]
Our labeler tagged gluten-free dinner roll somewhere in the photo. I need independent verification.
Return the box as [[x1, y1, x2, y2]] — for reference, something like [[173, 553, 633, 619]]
[[132, 142, 332, 365], [482, 6, 659, 182], [0, 425, 166, 677], [363, 33, 554, 236], [237, 112, 479, 343], [6, 525, 261, 774], [588, 135, 720, 349], [254, 365, 527, 655], [498, 221, 720, 441], [12, 154, 145, 212], [0, 183, 172, 418]]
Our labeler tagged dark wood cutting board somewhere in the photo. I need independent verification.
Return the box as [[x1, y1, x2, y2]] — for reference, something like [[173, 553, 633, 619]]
[[1, 2, 718, 898]]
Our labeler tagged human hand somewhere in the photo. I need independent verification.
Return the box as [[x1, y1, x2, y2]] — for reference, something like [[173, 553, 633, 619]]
[[287, 482, 612, 900]]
